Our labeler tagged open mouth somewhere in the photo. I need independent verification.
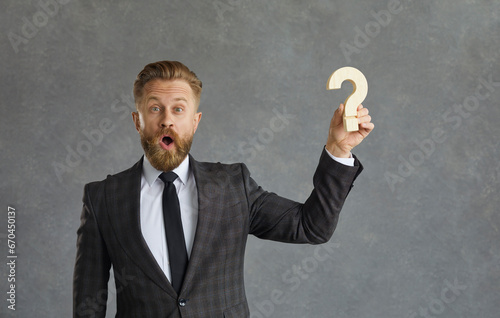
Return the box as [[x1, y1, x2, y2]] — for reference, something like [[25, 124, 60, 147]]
[[162, 136, 174, 146], [158, 134, 175, 150]]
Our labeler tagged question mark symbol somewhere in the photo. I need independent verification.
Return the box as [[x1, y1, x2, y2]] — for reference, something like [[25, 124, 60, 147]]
[[327, 66, 368, 132]]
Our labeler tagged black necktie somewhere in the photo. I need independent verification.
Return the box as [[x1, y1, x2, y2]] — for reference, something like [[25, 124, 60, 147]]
[[159, 172, 188, 294]]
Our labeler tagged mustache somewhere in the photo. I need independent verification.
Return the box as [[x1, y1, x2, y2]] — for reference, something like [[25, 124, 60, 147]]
[[156, 127, 179, 140], [144, 127, 180, 145]]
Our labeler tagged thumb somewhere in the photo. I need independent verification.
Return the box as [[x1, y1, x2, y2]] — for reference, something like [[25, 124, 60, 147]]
[[332, 103, 344, 125], [338, 103, 344, 114]]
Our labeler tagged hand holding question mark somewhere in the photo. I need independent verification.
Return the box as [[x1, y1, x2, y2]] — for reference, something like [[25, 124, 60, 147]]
[[327, 67, 368, 132]]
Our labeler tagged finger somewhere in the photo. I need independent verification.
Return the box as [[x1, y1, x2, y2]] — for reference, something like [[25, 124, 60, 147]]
[[357, 103, 364, 111], [336, 103, 345, 115], [358, 115, 372, 124], [357, 107, 369, 118], [360, 122, 374, 133], [332, 104, 344, 125]]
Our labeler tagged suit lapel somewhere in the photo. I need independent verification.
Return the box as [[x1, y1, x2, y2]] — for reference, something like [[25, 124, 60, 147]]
[[105, 157, 177, 298], [180, 156, 223, 294]]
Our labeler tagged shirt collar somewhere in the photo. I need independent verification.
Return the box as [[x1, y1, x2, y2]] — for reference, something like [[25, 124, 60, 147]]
[[142, 154, 190, 187]]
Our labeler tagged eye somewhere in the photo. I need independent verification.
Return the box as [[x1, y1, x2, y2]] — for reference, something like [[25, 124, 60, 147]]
[[151, 106, 160, 112], [174, 107, 184, 113]]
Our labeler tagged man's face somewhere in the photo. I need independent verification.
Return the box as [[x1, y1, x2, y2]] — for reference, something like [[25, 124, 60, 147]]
[[132, 79, 202, 172]]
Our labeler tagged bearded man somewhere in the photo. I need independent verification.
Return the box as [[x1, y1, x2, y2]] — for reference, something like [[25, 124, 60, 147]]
[[73, 60, 373, 318]]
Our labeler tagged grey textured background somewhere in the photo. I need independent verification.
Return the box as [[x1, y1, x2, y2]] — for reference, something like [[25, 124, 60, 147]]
[[1, 0, 499, 317]]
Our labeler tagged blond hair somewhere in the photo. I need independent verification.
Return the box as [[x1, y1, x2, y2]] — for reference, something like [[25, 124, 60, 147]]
[[133, 60, 202, 109]]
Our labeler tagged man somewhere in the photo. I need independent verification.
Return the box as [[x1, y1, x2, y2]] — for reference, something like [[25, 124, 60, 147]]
[[73, 60, 373, 317]]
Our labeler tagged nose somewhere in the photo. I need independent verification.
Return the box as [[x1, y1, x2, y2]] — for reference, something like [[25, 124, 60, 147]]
[[160, 111, 173, 128]]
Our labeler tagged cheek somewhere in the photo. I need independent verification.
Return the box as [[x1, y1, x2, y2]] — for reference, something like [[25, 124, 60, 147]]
[[140, 116, 157, 131], [188, 122, 199, 135], [176, 119, 192, 132], [135, 113, 147, 130], [143, 124, 158, 136]]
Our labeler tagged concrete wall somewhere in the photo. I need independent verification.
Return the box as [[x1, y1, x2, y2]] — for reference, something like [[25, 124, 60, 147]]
[[1, 0, 499, 317]]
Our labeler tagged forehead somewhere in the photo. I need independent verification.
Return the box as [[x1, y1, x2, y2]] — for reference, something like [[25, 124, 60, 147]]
[[143, 79, 194, 103]]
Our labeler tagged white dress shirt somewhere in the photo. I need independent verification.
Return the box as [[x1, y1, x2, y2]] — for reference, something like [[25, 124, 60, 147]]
[[325, 150, 355, 166], [140, 155, 198, 283], [139, 148, 353, 283]]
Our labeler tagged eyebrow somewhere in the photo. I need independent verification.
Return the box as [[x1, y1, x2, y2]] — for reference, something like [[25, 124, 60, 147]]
[[173, 97, 188, 103], [145, 96, 189, 104], [145, 96, 160, 104]]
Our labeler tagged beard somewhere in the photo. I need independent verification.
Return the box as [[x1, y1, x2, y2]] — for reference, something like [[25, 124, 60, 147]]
[[139, 127, 193, 172]]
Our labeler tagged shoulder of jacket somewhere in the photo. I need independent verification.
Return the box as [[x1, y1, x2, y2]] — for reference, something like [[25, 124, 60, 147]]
[[84, 157, 143, 190]]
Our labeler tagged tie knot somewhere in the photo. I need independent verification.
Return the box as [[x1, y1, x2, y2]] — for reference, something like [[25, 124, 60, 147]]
[[159, 171, 178, 184]]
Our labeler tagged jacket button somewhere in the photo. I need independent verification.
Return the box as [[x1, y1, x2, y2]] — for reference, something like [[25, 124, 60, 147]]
[[179, 299, 187, 307]]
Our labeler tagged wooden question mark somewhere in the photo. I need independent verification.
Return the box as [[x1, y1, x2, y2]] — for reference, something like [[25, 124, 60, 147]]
[[327, 67, 368, 132]]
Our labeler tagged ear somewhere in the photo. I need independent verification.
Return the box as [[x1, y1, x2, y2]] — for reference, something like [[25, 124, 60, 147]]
[[193, 112, 202, 134], [132, 111, 141, 132]]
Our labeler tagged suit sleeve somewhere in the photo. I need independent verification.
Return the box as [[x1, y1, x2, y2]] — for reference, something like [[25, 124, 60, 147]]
[[246, 148, 363, 244], [73, 183, 111, 318]]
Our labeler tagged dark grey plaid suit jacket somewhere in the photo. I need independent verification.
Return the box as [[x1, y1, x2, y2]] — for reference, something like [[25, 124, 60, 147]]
[[73, 148, 363, 317]]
